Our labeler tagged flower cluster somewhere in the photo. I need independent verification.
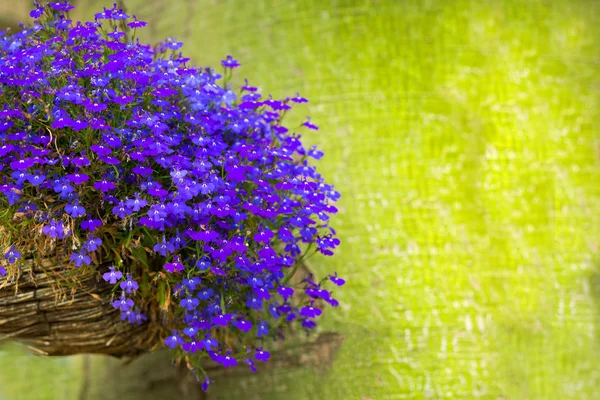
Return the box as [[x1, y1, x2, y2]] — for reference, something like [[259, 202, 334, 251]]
[[0, 1, 342, 390]]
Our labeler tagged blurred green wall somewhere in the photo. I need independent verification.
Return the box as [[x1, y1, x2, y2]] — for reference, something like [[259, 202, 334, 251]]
[[1, 0, 600, 399]]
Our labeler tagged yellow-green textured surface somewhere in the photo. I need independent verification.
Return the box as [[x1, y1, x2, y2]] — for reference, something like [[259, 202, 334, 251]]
[[2, 0, 600, 399]]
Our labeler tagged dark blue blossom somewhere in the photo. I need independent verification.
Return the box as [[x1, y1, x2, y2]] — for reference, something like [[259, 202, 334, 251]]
[[257, 320, 269, 338], [221, 55, 240, 69], [255, 348, 270, 362], [102, 266, 123, 285], [120, 274, 139, 293], [65, 201, 86, 218], [112, 293, 134, 311], [70, 250, 91, 267], [165, 331, 184, 349], [42, 220, 66, 239], [330, 272, 346, 286], [300, 305, 322, 318], [4, 246, 20, 264]]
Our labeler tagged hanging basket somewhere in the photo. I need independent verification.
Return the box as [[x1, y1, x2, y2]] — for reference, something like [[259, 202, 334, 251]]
[[0, 257, 157, 357]]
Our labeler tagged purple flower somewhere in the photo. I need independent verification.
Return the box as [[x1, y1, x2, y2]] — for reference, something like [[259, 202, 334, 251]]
[[42, 220, 66, 239], [180, 296, 199, 311], [201, 377, 210, 392], [154, 239, 175, 257], [125, 193, 147, 212], [183, 326, 199, 338], [128, 16, 147, 28], [257, 320, 269, 338], [90, 145, 111, 156], [70, 251, 91, 267], [212, 313, 232, 327], [302, 117, 319, 130], [93, 180, 116, 192], [112, 293, 134, 311], [290, 93, 308, 103], [221, 55, 240, 69], [10, 158, 35, 170], [83, 235, 102, 252], [71, 156, 91, 168], [112, 201, 131, 218], [234, 319, 252, 333], [81, 216, 102, 232], [203, 336, 218, 351], [4, 246, 21, 264], [182, 340, 203, 353], [119, 274, 138, 293], [66, 173, 89, 185], [253, 229, 274, 244], [65, 201, 86, 218], [221, 353, 237, 368], [197, 288, 214, 301], [300, 305, 322, 318], [182, 277, 201, 291], [27, 173, 46, 186], [102, 266, 123, 284], [164, 260, 184, 273], [330, 272, 346, 286], [277, 286, 294, 300], [30, 4, 45, 19], [70, 118, 88, 131], [48, 1, 75, 12], [0, 267, 6, 277], [165, 331, 183, 348], [255, 348, 270, 362]]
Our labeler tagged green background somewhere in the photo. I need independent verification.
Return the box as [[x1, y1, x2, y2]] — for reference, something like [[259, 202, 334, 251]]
[[1, 0, 600, 398]]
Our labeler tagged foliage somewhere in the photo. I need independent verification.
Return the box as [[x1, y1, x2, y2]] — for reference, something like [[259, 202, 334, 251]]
[[0, 1, 343, 390]]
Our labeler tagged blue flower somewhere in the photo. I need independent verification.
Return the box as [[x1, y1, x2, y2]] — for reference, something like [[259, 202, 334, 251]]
[[4, 246, 20, 264], [119, 274, 138, 293], [164, 331, 183, 349], [329, 272, 346, 286], [257, 320, 269, 338], [112, 293, 133, 311], [65, 201, 86, 218], [70, 251, 91, 267], [255, 348, 270, 362], [221, 55, 240, 69], [102, 266, 122, 285]]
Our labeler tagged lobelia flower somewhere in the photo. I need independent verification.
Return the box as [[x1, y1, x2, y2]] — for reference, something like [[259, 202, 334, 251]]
[[102, 266, 123, 285], [257, 320, 269, 338], [180, 296, 199, 311], [255, 347, 271, 362], [182, 340, 203, 353], [83, 235, 102, 252], [70, 250, 91, 267], [65, 201, 86, 218], [234, 319, 252, 333], [221, 352, 238, 368], [300, 305, 322, 318], [329, 272, 346, 286], [221, 55, 240, 69], [244, 358, 257, 373], [112, 293, 134, 311], [4, 246, 21, 264], [42, 220, 66, 239], [164, 331, 184, 349], [277, 286, 294, 300], [120, 274, 139, 293], [80, 216, 102, 232]]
